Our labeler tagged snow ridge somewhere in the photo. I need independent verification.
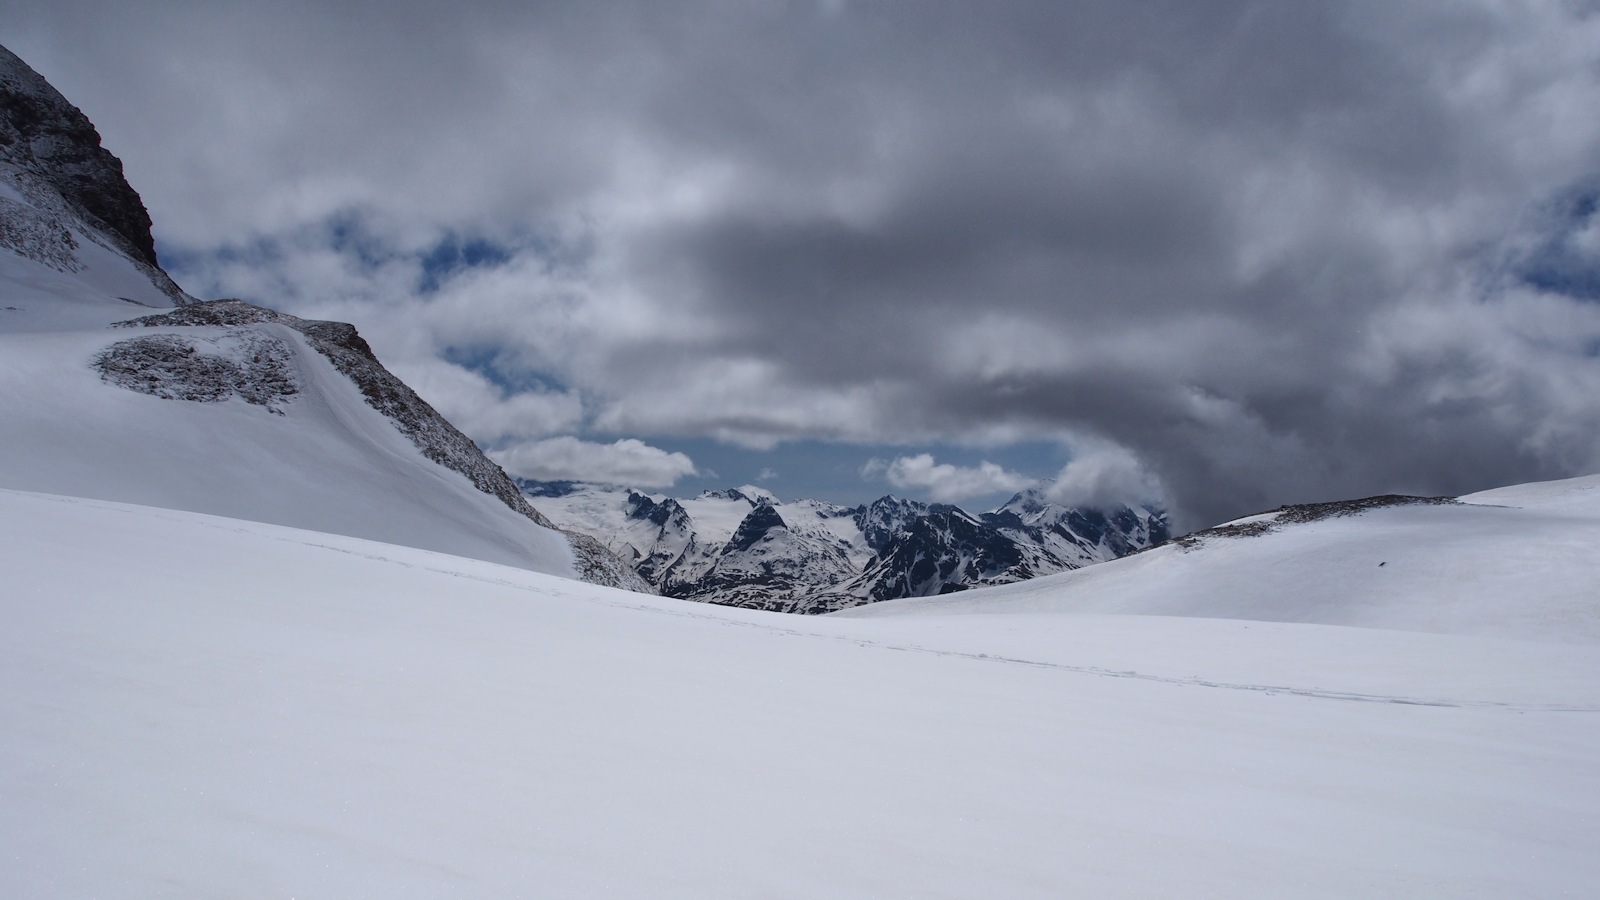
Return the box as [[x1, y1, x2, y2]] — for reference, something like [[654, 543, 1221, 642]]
[[116, 300, 649, 592], [118, 300, 554, 525], [1172, 494, 1459, 548]]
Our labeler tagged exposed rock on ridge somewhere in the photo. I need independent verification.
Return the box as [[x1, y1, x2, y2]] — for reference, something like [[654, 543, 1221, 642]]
[[117, 300, 556, 527], [117, 300, 651, 593]]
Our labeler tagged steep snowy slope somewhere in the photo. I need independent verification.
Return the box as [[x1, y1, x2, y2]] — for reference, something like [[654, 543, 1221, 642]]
[[842, 475, 1600, 644], [0, 43, 645, 587], [0, 291, 575, 574], [0, 212, 592, 577], [3, 487, 1597, 898]]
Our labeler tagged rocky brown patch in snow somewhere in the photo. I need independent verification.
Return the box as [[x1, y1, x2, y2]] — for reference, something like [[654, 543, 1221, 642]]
[[94, 331, 298, 414]]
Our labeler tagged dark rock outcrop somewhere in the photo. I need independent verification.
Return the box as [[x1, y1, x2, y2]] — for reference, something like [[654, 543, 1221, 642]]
[[0, 43, 191, 304], [0, 44, 158, 268]]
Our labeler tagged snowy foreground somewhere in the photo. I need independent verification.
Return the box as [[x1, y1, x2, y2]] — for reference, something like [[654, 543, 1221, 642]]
[[5, 484, 1599, 897]]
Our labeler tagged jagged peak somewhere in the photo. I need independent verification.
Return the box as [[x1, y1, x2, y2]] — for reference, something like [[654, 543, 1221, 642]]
[[726, 503, 787, 553], [737, 484, 780, 506]]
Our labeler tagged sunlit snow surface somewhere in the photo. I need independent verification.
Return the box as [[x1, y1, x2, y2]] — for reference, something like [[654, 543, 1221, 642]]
[[3, 484, 1599, 897], [846, 474, 1600, 644]]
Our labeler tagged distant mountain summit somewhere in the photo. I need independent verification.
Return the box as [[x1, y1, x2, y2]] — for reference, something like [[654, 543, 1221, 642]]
[[522, 480, 1169, 612]]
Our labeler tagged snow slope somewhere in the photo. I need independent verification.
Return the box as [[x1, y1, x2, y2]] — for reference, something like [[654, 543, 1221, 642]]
[[2, 41, 607, 583], [0, 254, 576, 576], [3, 487, 1598, 897], [842, 475, 1600, 644]]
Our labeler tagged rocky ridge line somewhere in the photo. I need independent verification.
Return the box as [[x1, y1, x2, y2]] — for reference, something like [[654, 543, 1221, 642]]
[[117, 300, 652, 593], [525, 482, 1167, 612], [0, 43, 190, 304]]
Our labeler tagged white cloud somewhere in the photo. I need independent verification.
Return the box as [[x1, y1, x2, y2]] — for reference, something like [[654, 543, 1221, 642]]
[[12, 3, 1600, 524], [868, 454, 1032, 503], [393, 360, 584, 446], [490, 437, 696, 487], [1045, 440, 1168, 511]]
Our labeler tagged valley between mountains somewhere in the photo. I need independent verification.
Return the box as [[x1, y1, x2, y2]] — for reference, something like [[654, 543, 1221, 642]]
[[523, 480, 1167, 612]]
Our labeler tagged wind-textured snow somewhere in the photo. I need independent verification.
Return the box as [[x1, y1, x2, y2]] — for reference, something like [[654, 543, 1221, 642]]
[[2, 485, 1597, 897]]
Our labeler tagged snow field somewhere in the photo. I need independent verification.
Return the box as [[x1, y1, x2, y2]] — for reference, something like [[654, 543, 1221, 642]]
[[3, 488, 1598, 898], [848, 474, 1600, 644]]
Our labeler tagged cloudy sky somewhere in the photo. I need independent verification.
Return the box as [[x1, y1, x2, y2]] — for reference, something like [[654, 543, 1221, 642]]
[[9, 1, 1600, 528]]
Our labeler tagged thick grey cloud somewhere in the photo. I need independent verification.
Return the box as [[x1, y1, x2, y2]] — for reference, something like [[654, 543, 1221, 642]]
[[7, 0, 1600, 527]]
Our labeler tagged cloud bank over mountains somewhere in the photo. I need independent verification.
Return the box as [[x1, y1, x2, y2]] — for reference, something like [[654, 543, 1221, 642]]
[[10, 0, 1600, 526]]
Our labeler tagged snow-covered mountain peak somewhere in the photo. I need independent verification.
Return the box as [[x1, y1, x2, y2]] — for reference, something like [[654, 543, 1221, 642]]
[[738, 484, 780, 505], [527, 479, 1170, 613], [993, 485, 1057, 522]]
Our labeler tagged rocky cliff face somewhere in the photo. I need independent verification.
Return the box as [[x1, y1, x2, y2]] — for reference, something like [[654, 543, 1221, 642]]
[[0, 44, 188, 303]]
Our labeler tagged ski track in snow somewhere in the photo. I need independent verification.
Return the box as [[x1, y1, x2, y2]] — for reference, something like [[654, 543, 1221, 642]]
[[30, 488, 1592, 714]]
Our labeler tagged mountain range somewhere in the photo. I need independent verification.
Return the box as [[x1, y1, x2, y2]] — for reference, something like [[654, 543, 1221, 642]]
[[523, 480, 1168, 612]]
